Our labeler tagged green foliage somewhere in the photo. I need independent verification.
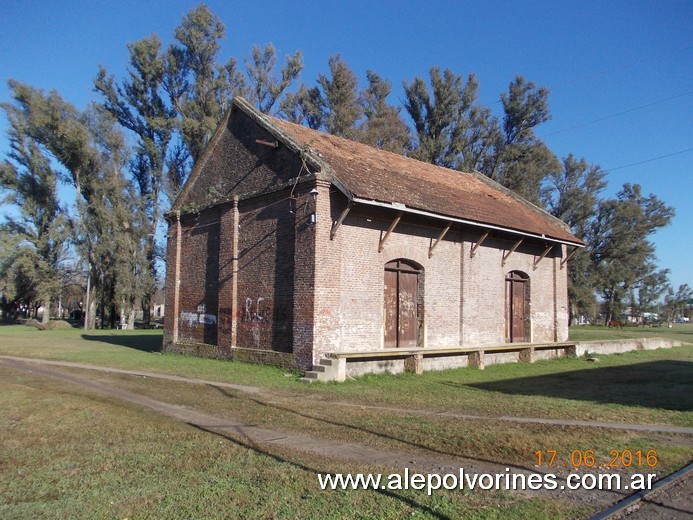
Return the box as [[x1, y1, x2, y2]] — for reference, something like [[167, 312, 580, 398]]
[[630, 268, 670, 319], [357, 71, 410, 154], [589, 184, 675, 322], [500, 76, 551, 144], [314, 54, 363, 138], [244, 43, 303, 114], [163, 4, 247, 188], [545, 155, 608, 321], [487, 76, 559, 204], [403, 67, 483, 168], [0, 99, 69, 321], [4, 82, 148, 329], [94, 36, 174, 325], [280, 56, 410, 153], [662, 284, 692, 322]]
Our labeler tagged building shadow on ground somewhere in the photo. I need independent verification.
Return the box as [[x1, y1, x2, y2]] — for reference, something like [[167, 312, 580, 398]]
[[81, 334, 162, 353], [455, 361, 692, 411]]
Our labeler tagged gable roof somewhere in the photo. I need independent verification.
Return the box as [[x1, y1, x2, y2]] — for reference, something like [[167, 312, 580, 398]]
[[175, 97, 583, 247]]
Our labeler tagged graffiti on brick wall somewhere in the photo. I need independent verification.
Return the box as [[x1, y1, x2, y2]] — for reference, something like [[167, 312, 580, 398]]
[[181, 312, 198, 327], [244, 297, 266, 321], [180, 304, 217, 328], [242, 297, 293, 322]]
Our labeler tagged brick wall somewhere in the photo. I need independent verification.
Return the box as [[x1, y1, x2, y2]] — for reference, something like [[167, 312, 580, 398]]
[[460, 232, 564, 345], [164, 106, 319, 368], [162, 215, 179, 349], [179, 106, 312, 214], [234, 186, 316, 363], [311, 190, 570, 366], [216, 200, 237, 358], [236, 193, 292, 352], [175, 209, 221, 346]]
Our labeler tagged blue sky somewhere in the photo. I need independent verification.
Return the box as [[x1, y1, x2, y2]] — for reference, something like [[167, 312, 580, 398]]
[[1, 0, 691, 290]]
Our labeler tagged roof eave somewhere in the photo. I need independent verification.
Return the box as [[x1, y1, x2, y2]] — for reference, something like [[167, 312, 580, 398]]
[[350, 196, 586, 248]]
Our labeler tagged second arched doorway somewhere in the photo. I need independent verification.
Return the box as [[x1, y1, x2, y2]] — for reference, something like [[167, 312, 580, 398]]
[[384, 259, 423, 348], [505, 270, 530, 343]]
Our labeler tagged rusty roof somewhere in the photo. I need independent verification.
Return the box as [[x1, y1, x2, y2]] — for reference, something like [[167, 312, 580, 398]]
[[240, 98, 583, 245]]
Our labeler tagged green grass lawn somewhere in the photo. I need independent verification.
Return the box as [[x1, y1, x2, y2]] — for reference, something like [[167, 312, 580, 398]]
[[1, 366, 587, 520], [568, 322, 693, 344], [1, 323, 691, 519], [1, 323, 691, 427]]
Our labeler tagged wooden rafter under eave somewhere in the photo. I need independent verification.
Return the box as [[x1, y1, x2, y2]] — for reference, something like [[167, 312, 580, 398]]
[[330, 201, 353, 240], [470, 231, 490, 258], [532, 245, 554, 270], [378, 212, 403, 253], [560, 246, 579, 269], [428, 223, 452, 258], [502, 238, 523, 266]]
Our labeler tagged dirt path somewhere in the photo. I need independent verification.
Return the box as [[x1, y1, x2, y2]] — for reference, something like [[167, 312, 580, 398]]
[[3, 357, 545, 477], [2, 355, 691, 435]]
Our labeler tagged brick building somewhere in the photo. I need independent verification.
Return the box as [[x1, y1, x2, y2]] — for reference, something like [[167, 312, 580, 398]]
[[163, 97, 583, 379]]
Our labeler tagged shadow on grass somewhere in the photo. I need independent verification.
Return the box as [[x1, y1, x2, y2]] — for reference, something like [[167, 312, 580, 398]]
[[81, 334, 162, 353], [189, 423, 455, 520], [209, 385, 547, 476], [460, 361, 693, 411]]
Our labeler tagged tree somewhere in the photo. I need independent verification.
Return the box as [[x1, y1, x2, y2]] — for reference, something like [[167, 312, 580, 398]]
[[544, 154, 607, 322], [163, 4, 247, 194], [662, 284, 692, 323], [545, 155, 607, 235], [488, 76, 559, 204], [403, 67, 479, 168], [589, 184, 674, 323], [244, 43, 303, 114], [455, 104, 501, 174], [313, 54, 362, 138], [630, 267, 669, 322], [357, 71, 410, 154], [1, 89, 70, 323], [96, 6, 304, 324], [95, 35, 175, 326], [5, 81, 146, 329]]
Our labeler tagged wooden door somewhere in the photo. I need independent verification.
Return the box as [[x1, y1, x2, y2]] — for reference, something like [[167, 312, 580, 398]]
[[384, 260, 420, 348], [506, 272, 529, 343], [398, 271, 418, 348], [384, 269, 398, 348]]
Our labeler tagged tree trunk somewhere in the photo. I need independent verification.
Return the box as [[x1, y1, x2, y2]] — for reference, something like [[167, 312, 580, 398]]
[[42, 300, 51, 324], [127, 309, 136, 330], [86, 293, 97, 330], [142, 296, 152, 327]]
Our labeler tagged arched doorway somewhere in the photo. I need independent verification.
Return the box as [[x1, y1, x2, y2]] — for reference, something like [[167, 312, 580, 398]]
[[505, 271, 530, 343], [384, 259, 423, 348]]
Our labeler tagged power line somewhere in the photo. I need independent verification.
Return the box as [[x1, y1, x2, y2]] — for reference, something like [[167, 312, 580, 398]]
[[604, 148, 693, 173], [543, 91, 693, 136]]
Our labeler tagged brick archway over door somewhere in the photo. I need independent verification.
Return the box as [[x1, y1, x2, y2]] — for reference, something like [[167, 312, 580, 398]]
[[505, 271, 530, 343], [384, 259, 423, 348]]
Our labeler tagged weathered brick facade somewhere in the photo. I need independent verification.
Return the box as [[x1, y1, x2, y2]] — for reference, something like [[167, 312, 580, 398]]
[[164, 98, 581, 376]]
